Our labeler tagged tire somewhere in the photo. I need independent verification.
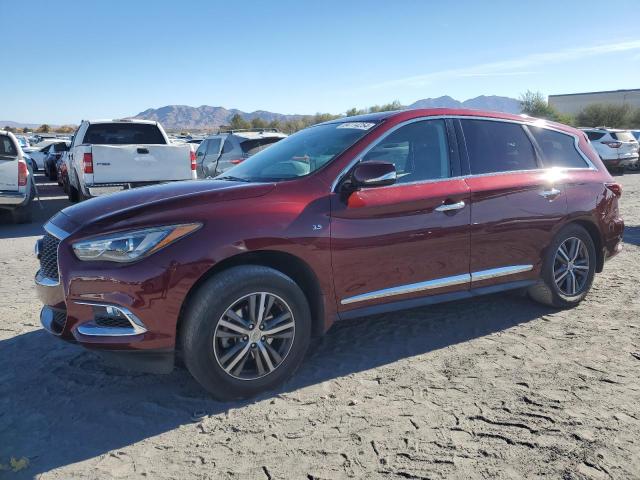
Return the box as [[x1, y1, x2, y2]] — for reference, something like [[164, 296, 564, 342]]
[[181, 265, 311, 400], [528, 224, 596, 308], [11, 201, 32, 224], [68, 172, 80, 202]]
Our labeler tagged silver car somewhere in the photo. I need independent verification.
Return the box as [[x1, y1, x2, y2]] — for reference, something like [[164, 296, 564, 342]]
[[195, 129, 287, 178]]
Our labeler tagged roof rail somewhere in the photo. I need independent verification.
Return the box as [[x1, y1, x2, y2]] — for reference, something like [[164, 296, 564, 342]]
[[217, 128, 282, 134]]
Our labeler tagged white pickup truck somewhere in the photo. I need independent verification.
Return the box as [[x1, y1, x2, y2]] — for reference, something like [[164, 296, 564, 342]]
[[67, 119, 196, 201], [0, 130, 35, 223]]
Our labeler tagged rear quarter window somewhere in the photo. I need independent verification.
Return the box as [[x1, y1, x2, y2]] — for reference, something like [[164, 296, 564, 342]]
[[461, 119, 538, 174], [611, 131, 636, 142], [528, 127, 588, 168], [241, 137, 282, 155], [83, 123, 166, 145], [0, 135, 17, 156], [585, 131, 605, 141]]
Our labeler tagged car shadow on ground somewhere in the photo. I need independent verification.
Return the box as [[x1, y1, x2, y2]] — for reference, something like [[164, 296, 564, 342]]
[[0, 174, 70, 239], [1, 291, 554, 478], [623, 225, 640, 246]]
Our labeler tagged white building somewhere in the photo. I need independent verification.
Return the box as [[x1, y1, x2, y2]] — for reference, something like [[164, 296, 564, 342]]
[[548, 89, 640, 116]]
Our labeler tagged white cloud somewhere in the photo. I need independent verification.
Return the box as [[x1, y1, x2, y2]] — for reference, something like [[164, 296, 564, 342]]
[[369, 40, 640, 89]]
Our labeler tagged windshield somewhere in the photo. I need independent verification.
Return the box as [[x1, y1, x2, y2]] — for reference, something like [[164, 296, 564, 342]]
[[218, 122, 377, 181]]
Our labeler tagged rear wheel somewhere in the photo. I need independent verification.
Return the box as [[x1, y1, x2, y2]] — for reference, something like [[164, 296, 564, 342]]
[[528, 224, 596, 308], [68, 172, 80, 202], [181, 265, 311, 400]]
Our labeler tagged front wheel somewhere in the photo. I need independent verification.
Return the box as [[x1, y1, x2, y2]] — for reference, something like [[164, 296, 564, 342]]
[[528, 224, 596, 308], [181, 265, 311, 400]]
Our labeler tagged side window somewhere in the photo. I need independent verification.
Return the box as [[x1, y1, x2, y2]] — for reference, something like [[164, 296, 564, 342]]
[[0, 135, 17, 156], [362, 119, 450, 183], [221, 138, 234, 154], [206, 138, 222, 154], [462, 120, 538, 174], [195, 140, 207, 157], [585, 131, 605, 141], [529, 127, 588, 168]]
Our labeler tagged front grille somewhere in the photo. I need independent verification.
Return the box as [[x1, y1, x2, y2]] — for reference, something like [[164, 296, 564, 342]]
[[40, 233, 60, 281]]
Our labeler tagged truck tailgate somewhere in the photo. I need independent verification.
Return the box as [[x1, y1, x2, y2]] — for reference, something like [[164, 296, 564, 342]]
[[91, 144, 192, 183]]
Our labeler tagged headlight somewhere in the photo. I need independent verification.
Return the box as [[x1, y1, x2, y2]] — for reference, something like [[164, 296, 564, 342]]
[[72, 223, 201, 263]]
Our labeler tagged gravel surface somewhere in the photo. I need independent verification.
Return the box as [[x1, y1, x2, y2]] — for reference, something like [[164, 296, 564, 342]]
[[1, 174, 639, 479]]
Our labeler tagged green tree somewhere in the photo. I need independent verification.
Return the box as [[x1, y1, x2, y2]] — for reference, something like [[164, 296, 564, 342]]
[[250, 117, 268, 129], [629, 108, 640, 129], [575, 103, 632, 129], [519, 90, 563, 121], [36, 124, 51, 133], [22, 127, 29, 134], [229, 114, 250, 130]]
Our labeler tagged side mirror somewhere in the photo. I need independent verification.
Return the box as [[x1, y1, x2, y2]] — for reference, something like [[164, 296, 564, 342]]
[[351, 161, 397, 188]]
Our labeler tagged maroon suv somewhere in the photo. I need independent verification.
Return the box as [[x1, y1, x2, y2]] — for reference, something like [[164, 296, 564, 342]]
[[35, 109, 624, 399]]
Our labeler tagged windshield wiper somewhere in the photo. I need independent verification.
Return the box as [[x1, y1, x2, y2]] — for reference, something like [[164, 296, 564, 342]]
[[216, 176, 251, 183]]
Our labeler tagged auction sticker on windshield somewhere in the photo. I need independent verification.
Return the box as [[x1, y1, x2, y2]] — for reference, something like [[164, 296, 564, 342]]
[[337, 122, 376, 130]]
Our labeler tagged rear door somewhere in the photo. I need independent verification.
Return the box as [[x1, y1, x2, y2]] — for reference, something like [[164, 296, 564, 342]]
[[459, 119, 567, 288], [0, 134, 19, 191], [201, 137, 222, 177]]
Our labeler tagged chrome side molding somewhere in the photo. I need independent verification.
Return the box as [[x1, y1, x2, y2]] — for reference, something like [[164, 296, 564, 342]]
[[340, 264, 533, 305]]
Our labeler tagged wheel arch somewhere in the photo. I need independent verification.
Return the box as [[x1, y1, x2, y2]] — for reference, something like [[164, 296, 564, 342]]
[[177, 250, 327, 346], [566, 218, 604, 273]]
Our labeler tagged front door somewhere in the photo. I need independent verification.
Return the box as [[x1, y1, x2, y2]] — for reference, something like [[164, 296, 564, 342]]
[[330, 119, 471, 314]]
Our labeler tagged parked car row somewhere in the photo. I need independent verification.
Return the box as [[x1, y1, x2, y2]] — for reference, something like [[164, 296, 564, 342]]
[[38, 120, 289, 206], [580, 127, 639, 174]]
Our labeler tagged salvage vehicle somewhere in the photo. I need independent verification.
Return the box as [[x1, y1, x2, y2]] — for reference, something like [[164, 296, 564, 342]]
[[194, 129, 287, 178], [581, 127, 639, 174], [44, 141, 70, 181], [0, 130, 35, 223], [66, 119, 196, 202], [36, 109, 624, 399], [25, 139, 69, 172]]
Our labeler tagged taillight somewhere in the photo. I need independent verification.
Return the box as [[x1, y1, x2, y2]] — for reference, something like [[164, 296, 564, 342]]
[[190, 150, 197, 170], [230, 159, 244, 165], [605, 182, 622, 197], [602, 141, 622, 149], [83, 152, 93, 174], [18, 159, 28, 186]]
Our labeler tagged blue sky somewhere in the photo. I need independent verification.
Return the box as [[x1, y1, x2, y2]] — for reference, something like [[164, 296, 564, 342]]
[[3, 0, 640, 124]]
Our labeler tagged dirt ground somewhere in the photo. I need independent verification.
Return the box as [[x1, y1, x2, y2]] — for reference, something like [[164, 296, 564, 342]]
[[1, 173, 639, 480]]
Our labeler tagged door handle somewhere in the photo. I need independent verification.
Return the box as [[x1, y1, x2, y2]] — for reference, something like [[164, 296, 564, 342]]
[[435, 200, 465, 212], [539, 188, 561, 199]]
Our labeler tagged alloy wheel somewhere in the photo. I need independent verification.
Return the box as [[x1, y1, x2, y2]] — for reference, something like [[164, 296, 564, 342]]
[[553, 237, 590, 296], [213, 292, 295, 380]]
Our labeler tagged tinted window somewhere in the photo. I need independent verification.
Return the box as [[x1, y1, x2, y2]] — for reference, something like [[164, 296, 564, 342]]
[[0, 135, 17, 157], [529, 127, 587, 168], [241, 137, 282, 155], [362, 120, 450, 183], [585, 131, 605, 141], [462, 120, 537, 174], [222, 139, 234, 154], [53, 142, 69, 152], [611, 131, 636, 142], [195, 140, 207, 156], [206, 138, 222, 154], [83, 123, 166, 145]]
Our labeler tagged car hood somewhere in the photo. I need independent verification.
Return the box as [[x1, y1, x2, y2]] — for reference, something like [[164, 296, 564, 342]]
[[51, 180, 274, 233]]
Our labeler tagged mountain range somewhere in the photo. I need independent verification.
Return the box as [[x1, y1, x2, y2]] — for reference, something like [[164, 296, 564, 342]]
[[132, 95, 521, 130], [3, 95, 522, 131]]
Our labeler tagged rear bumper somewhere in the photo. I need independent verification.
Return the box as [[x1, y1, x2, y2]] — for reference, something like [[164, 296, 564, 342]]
[[602, 156, 638, 167], [85, 181, 173, 197], [0, 190, 29, 208]]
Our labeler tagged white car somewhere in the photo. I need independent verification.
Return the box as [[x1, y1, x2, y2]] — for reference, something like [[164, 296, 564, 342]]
[[0, 131, 35, 223], [581, 128, 639, 174], [25, 139, 70, 171], [67, 119, 196, 201]]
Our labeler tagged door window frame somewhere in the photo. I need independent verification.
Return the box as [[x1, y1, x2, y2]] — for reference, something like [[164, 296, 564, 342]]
[[332, 117, 462, 192]]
